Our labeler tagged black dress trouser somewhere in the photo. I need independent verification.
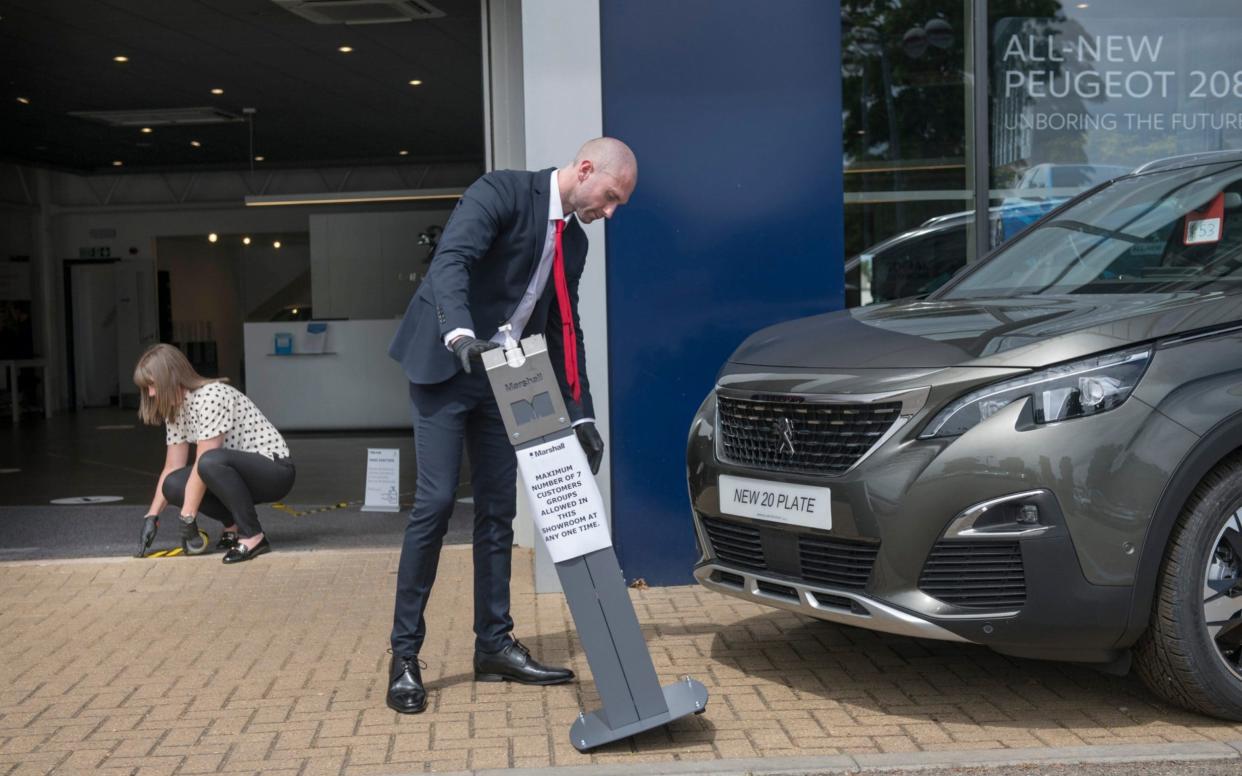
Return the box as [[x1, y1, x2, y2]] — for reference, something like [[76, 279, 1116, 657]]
[[391, 369, 517, 658], [162, 449, 296, 538]]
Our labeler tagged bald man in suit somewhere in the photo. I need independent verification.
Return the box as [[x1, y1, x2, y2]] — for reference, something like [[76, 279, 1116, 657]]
[[385, 138, 638, 714]]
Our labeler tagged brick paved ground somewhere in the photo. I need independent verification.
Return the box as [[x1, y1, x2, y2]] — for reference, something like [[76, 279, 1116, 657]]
[[3, 547, 1242, 775]]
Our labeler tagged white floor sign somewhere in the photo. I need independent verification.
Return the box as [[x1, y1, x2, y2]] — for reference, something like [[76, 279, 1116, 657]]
[[516, 436, 611, 563], [362, 448, 400, 513]]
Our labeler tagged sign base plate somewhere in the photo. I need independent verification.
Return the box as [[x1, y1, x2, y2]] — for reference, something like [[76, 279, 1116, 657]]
[[569, 678, 709, 752]]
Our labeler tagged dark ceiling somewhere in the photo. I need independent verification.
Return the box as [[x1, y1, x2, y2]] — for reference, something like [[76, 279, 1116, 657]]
[[0, 0, 483, 173]]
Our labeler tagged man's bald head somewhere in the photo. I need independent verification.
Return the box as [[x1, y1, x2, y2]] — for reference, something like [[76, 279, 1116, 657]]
[[559, 137, 638, 224], [573, 137, 638, 183]]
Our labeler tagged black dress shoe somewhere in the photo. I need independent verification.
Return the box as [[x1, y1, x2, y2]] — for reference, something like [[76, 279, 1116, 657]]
[[386, 655, 427, 714], [216, 531, 239, 550], [474, 639, 574, 685], [222, 537, 271, 564]]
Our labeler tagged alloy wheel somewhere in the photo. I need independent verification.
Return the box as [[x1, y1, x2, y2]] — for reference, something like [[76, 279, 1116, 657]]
[[1203, 507, 1242, 680]]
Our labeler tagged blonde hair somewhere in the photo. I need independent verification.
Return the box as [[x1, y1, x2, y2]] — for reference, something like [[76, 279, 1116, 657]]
[[132, 343, 225, 426]]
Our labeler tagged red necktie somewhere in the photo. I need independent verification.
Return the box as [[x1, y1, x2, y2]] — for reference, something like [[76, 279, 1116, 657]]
[[553, 219, 581, 402]]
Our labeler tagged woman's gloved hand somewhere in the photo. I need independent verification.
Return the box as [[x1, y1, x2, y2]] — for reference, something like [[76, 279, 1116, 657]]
[[136, 515, 159, 558]]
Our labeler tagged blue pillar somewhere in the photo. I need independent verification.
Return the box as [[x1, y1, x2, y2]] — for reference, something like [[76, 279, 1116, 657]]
[[601, 0, 845, 584]]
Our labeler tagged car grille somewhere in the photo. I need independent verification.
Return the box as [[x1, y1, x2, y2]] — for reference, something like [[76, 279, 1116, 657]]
[[701, 516, 879, 591], [701, 516, 766, 571], [918, 540, 1026, 609], [716, 393, 902, 475], [799, 533, 881, 590]]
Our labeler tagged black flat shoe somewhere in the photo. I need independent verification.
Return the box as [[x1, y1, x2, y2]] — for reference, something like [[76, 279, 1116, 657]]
[[216, 531, 239, 550], [386, 655, 427, 714], [474, 639, 574, 685], [222, 537, 270, 564]]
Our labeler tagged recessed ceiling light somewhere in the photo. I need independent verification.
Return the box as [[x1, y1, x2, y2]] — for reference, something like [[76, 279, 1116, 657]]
[[408, 79, 423, 86], [208, 233, 218, 243], [113, 55, 129, 63], [190, 140, 201, 148], [112, 160, 123, 167], [254, 155, 265, 162], [140, 127, 152, 134], [273, 240, 282, 249], [242, 236, 251, 245], [16, 96, 29, 105], [338, 45, 353, 53], [399, 150, 409, 156], [1075, 1, 1089, 6], [210, 88, 224, 95]]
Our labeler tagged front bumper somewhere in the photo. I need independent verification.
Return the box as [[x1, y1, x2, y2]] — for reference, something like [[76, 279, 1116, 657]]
[[687, 377, 1195, 662], [693, 561, 969, 643]]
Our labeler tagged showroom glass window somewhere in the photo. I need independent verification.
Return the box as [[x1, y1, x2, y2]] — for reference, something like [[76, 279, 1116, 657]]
[[845, 0, 1242, 309], [988, 0, 1242, 247], [842, 1, 972, 306]]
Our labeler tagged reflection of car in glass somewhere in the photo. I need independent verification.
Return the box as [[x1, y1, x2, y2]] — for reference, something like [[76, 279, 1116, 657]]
[[688, 150, 1242, 719], [849, 211, 969, 304], [850, 197, 1102, 305], [995, 163, 1130, 243]]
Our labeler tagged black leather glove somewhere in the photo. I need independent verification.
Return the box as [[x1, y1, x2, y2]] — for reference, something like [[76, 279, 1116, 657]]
[[136, 515, 159, 558], [575, 422, 605, 475], [451, 336, 500, 375]]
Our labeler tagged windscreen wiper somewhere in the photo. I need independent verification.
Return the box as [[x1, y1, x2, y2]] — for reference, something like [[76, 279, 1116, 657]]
[[1044, 219, 1145, 244]]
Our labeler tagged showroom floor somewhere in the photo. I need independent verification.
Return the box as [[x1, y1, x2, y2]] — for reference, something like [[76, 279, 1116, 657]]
[[0, 408, 478, 561]]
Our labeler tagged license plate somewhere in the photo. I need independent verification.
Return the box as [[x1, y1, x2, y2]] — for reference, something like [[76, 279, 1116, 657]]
[[718, 474, 831, 530]]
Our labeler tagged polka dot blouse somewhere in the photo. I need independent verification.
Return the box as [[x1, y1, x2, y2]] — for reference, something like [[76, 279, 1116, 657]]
[[165, 382, 291, 461]]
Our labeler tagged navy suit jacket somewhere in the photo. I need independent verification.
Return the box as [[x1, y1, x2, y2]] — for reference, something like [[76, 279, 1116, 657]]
[[388, 168, 595, 421]]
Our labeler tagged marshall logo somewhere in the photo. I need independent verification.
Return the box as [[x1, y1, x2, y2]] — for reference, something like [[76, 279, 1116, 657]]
[[775, 417, 797, 456]]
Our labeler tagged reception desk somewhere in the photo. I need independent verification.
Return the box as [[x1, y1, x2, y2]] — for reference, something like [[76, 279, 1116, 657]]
[[243, 320, 410, 430]]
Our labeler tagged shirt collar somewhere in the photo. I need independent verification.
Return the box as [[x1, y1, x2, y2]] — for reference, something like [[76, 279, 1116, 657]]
[[548, 169, 566, 223]]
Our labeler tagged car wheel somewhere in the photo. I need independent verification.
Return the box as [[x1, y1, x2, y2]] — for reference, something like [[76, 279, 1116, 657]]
[[1135, 457, 1242, 720]]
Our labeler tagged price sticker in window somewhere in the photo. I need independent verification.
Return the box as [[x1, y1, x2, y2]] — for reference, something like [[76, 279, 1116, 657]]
[[1184, 192, 1226, 246]]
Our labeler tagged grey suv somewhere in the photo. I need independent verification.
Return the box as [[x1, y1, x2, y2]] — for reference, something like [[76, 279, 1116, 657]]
[[687, 151, 1242, 719]]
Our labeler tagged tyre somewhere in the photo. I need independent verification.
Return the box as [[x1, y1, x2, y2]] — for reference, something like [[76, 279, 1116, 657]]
[[1135, 456, 1242, 720]]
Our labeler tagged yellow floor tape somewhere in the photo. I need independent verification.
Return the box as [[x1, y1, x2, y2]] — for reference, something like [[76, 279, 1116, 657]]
[[270, 500, 353, 517], [146, 547, 183, 559]]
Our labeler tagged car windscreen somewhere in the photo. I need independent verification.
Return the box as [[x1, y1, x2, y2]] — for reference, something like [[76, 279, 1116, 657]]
[[940, 162, 1242, 299]]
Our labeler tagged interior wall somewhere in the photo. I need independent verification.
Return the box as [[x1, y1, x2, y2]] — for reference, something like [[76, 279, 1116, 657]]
[[49, 204, 311, 406], [0, 211, 35, 257], [235, 240, 310, 319], [0, 211, 36, 360], [156, 238, 245, 384], [309, 210, 452, 320]]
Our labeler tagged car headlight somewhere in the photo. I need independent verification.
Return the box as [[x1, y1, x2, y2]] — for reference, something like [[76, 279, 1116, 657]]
[[919, 347, 1151, 439]]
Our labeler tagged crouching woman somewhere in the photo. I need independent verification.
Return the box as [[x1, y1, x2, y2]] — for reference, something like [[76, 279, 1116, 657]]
[[134, 343, 295, 564]]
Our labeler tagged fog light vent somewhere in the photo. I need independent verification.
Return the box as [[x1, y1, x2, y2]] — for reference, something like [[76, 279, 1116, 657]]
[[919, 540, 1026, 609]]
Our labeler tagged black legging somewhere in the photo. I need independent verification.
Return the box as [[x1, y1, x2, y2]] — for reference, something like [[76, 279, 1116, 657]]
[[162, 449, 296, 538]]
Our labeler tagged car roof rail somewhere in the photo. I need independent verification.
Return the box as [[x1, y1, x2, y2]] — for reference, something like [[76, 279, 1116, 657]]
[[1131, 150, 1242, 175]]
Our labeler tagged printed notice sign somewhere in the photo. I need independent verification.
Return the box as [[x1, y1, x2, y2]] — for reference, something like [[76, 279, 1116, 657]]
[[362, 448, 400, 513], [516, 436, 611, 563]]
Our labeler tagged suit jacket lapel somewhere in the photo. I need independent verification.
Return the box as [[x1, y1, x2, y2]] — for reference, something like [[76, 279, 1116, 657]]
[[527, 168, 554, 286]]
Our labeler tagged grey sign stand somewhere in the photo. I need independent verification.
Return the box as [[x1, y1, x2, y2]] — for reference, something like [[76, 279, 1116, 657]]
[[482, 332, 708, 752]]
